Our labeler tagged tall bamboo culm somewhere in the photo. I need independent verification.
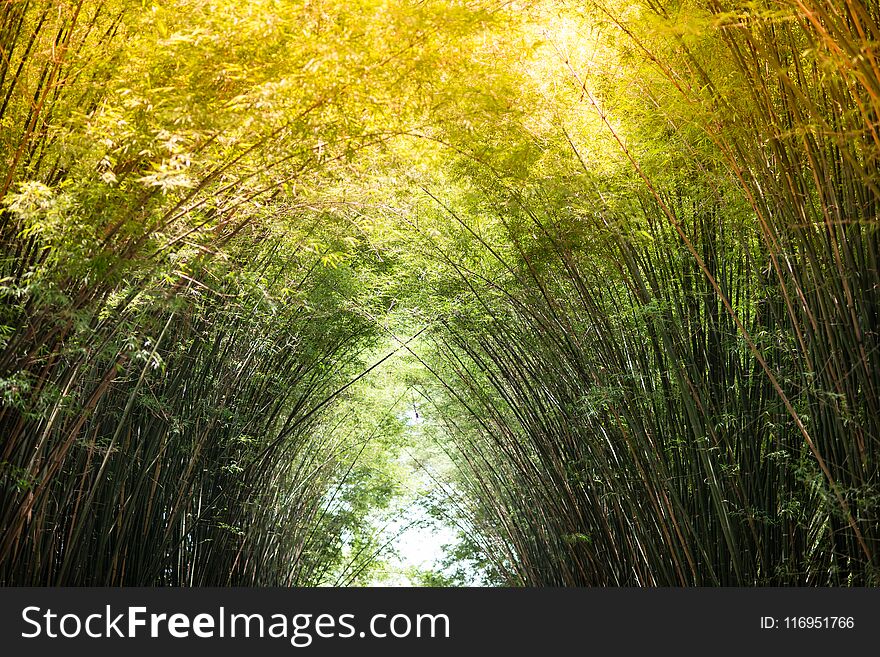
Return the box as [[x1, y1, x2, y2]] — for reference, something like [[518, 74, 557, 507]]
[[429, 0, 880, 585]]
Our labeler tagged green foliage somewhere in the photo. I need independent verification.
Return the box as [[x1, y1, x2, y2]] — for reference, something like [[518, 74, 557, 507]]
[[2, 0, 879, 587]]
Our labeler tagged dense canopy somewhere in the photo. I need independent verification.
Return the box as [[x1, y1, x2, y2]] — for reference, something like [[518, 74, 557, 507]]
[[2, 0, 879, 586]]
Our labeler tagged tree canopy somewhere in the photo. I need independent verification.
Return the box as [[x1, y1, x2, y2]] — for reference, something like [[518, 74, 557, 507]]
[[2, 0, 879, 586]]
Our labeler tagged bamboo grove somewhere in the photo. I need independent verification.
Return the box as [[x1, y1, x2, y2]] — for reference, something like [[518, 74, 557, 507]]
[[2, 0, 879, 586]]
